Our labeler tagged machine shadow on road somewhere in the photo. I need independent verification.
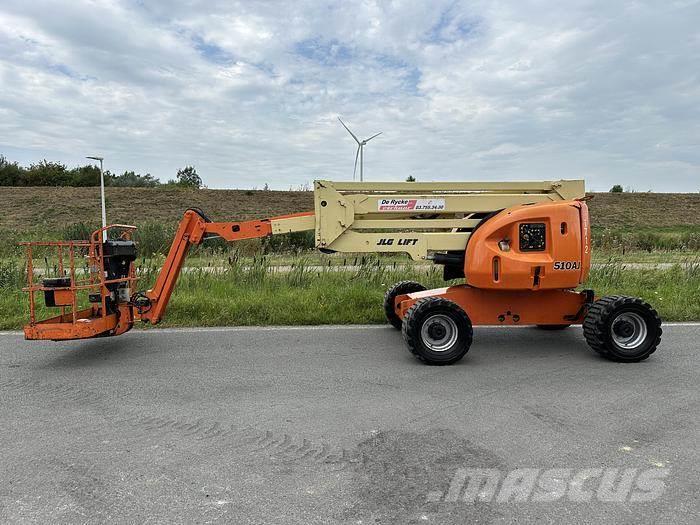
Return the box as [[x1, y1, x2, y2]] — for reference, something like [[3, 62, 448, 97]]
[[36, 325, 606, 372], [38, 334, 146, 369], [458, 326, 605, 365]]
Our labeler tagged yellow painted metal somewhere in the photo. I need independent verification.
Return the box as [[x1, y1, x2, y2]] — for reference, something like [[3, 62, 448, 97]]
[[352, 218, 482, 230], [309, 179, 584, 260], [262, 179, 586, 260], [324, 180, 584, 200], [271, 214, 316, 235], [327, 231, 472, 260]]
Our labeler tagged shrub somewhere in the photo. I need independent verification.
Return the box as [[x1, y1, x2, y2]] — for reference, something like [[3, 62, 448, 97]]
[[0, 261, 25, 289], [60, 222, 98, 241], [133, 221, 176, 256], [261, 230, 315, 253]]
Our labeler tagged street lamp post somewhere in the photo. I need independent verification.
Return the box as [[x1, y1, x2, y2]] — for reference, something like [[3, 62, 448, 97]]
[[86, 156, 106, 229]]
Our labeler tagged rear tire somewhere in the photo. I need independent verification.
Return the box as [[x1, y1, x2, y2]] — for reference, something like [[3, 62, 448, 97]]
[[583, 295, 662, 362], [402, 298, 472, 365], [384, 281, 426, 329]]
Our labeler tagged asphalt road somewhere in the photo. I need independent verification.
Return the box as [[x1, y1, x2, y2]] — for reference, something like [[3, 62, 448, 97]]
[[1, 324, 698, 524]]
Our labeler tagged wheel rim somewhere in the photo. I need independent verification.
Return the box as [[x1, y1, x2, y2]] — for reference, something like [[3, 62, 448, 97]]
[[420, 314, 458, 352], [610, 312, 648, 350]]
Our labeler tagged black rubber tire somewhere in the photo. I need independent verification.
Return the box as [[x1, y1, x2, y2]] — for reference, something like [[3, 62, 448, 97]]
[[384, 281, 427, 329], [402, 297, 473, 365], [583, 295, 662, 362], [536, 324, 571, 330]]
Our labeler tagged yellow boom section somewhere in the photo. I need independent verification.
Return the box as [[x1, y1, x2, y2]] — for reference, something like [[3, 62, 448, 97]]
[[311, 179, 585, 260]]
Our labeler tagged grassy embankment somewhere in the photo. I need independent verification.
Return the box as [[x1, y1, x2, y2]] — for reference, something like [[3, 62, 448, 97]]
[[1, 186, 700, 259]]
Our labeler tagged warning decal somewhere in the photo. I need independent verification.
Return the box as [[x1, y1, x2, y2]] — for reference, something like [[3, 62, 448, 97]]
[[377, 198, 446, 212]]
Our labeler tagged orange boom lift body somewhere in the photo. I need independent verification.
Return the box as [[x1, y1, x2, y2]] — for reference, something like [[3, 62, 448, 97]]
[[21, 180, 662, 364]]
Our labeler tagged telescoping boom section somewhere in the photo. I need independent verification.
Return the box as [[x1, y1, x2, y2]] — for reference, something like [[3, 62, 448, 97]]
[[21, 177, 664, 368]]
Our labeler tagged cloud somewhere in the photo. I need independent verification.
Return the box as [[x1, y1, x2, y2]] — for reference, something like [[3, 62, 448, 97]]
[[0, 0, 698, 191]]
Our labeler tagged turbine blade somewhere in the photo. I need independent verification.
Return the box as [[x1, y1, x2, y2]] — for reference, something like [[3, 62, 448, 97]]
[[353, 146, 360, 181], [364, 131, 382, 142], [338, 117, 360, 144]]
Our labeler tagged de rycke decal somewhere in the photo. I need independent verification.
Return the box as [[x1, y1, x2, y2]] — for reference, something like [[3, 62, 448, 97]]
[[378, 198, 446, 212]]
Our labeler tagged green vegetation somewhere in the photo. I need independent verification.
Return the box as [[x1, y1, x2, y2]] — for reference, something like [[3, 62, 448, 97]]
[[153, 261, 698, 326], [2, 220, 698, 260], [174, 166, 202, 188], [0, 154, 202, 188], [2, 257, 699, 331], [592, 227, 700, 253]]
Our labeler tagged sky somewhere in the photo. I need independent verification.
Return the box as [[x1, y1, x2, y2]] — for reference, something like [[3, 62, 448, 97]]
[[0, 0, 698, 191]]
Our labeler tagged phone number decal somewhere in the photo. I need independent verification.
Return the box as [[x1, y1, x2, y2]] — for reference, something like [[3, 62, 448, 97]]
[[378, 198, 446, 212]]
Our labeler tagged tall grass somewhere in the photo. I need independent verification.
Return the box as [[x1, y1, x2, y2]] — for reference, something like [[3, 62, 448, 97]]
[[593, 228, 700, 252], [3, 256, 698, 330], [148, 256, 448, 327], [0, 260, 25, 289], [585, 260, 700, 321], [3, 223, 700, 260], [152, 260, 700, 326]]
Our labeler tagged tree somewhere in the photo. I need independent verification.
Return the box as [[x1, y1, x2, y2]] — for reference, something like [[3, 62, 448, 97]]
[[175, 166, 202, 188], [68, 165, 101, 186], [0, 155, 25, 186], [0, 154, 171, 187], [108, 170, 161, 187], [406, 175, 416, 182], [25, 160, 70, 186], [609, 184, 623, 193]]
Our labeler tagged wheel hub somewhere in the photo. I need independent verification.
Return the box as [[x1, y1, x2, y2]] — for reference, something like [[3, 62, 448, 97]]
[[427, 322, 447, 340], [613, 320, 634, 338], [610, 312, 648, 350], [420, 314, 459, 352]]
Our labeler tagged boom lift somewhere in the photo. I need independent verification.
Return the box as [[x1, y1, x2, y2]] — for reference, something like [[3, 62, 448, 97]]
[[22, 179, 662, 364]]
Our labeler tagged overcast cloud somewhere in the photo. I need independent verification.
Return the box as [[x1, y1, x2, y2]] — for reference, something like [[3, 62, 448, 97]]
[[0, 0, 698, 191]]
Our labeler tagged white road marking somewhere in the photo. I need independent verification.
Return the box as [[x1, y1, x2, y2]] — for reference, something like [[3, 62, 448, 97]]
[[1, 321, 699, 337]]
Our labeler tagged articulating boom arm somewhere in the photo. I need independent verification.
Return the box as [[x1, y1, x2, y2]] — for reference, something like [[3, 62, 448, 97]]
[[140, 209, 315, 324]]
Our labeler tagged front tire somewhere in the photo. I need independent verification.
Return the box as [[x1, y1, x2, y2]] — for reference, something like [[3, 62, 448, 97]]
[[583, 295, 662, 362], [384, 281, 426, 329], [402, 298, 473, 365]]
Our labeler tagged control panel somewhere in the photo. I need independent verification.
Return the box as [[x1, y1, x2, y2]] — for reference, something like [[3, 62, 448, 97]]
[[519, 223, 546, 251]]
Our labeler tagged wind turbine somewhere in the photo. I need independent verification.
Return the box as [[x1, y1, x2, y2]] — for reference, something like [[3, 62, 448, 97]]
[[338, 117, 382, 181]]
